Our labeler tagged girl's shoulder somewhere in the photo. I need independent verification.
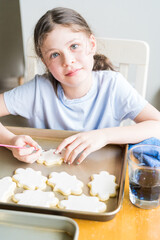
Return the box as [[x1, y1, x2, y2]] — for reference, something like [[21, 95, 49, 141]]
[[23, 74, 50, 86], [17, 74, 55, 97], [93, 70, 122, 79], [34, 74, 52, 85], [93, 70, 125, 87], [25, 74, 53, 90]]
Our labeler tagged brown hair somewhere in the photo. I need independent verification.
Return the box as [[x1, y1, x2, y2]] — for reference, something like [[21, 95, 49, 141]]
[[34, 7, 115, 92]]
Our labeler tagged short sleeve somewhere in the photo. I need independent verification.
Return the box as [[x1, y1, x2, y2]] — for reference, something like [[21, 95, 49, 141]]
[[110, 73, 148, 121], [4, 78, 37, 119]]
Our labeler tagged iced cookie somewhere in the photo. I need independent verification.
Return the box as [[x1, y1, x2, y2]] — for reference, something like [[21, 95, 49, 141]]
[[47, 171, 84, 196], [12, 168, 47, 190], [12, 190, 59, 208], [58, 194, 106, 213], [0, 177, 16, 202], [37, 149, 64, 166], [88, 171, 118, 201]]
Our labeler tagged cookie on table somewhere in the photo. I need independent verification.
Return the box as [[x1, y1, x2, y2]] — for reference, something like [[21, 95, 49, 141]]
[[37, 149, 64, 166], [12, 190, 59, 208], [0, 176, 16, 202], [12, 168, 47, 190], [58, 194, 106, 213], [88, 171, 118, 201], [47, 171, 84, 196]]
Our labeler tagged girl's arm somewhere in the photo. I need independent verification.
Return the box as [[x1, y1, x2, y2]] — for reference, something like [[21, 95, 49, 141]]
[[56, 103, 160, 164], [105, 103, 160, 144], [0, 94, 41, 163]]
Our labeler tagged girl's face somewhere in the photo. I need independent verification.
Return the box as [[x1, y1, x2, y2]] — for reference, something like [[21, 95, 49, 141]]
[[41, 25, 96, 98]]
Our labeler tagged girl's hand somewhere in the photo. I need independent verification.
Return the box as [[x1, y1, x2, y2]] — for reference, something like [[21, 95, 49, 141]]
[[56, 129, 108, 164], [9, 135, 42, 163]]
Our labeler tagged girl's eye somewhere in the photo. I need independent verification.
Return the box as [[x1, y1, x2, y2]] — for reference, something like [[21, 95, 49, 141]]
[[71, 44, 79, 50], [50, 52, 59, 59]]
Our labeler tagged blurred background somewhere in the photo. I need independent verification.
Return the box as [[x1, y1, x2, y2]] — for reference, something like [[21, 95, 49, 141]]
[[0, 0, 160, 127]]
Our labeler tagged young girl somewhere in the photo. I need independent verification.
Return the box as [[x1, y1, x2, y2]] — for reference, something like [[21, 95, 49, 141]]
[[0, 7, 160, 164]]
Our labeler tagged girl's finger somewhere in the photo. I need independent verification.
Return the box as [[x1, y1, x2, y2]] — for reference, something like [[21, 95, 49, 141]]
[[56, 135, 78, 153], [63, 138, 82, 162], [12, 135, 40, 151], [76, 147, 92, 164], [14, 147, 35, 156], [66, 143, 87, 164], [23, 135, 40, 150], [17, 149, 41, 163]]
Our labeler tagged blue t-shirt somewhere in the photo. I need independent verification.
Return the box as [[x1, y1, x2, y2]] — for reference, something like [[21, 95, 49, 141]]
[[4, 70, 147, 130]]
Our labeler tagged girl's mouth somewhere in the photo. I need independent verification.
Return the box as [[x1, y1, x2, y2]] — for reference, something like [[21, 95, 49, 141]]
[[65, 68, 82, 77]]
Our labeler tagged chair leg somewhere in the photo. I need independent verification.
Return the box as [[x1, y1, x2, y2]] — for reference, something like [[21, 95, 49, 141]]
[[18, 76, 24, 85]]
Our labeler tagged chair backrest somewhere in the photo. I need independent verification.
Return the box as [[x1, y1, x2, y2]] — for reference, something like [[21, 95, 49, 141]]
[[25, 36, 46, 82], [25, 37, 149, 98], [96, 37, 149, 98]]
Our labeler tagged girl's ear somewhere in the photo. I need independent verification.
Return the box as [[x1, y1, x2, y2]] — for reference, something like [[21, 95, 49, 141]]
[[89, 34, 96, 54]]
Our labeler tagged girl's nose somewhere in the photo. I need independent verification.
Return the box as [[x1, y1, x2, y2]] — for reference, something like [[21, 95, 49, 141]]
[[62, 52, 75, 67]]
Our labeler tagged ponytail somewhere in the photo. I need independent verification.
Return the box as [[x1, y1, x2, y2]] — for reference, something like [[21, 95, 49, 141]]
[[93, 54, 115, 71]]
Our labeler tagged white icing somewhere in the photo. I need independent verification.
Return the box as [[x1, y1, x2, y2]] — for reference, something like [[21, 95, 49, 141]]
[[47, 171, 83, 195], [12, 168, 47, 190], [13, 190, 59, 208], [0, 177, 16, 202], [37, 149, 64, 166], [58, 194, 106, 213], [88, 171, 118, 201]]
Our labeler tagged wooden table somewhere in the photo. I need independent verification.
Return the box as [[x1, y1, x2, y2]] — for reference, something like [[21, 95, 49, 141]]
[[75, 169, 160, 240]]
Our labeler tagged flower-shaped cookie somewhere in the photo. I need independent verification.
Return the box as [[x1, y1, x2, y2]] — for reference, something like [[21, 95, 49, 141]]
[[37, 149, 64, 166], [12, 168, 47, 190], [47, 171, 83, 195], [13, 190, 59, 208], [0, 177, 16, 202], [88, 171, 118, 201], [58, 194, 106, 213]]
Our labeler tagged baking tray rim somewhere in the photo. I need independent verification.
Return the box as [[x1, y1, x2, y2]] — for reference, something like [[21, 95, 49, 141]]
[[0, 208, 79, 240]]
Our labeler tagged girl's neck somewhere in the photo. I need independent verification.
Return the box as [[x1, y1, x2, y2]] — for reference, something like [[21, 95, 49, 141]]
[[61, 73, 93, 100]]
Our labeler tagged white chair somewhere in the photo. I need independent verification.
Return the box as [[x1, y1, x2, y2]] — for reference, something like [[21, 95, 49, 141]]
[[96, 38, 150, 126], [25, 37, 149, 98], [96, 37, 149, 98], [25, 36, 46, 82]]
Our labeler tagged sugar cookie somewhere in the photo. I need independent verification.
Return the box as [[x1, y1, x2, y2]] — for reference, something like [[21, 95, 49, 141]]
[[0, 177, 16, 202], [12, 190, 59, 208], [12, 168, 47, 190], [47, 171, 84, 196], [58, 194, 106, 213], [37, 149, 64, 166], [88, 171, 118, 201]]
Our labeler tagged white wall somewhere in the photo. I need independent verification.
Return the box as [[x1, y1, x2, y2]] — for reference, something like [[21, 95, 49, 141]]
[[19, 0, 160, 110]]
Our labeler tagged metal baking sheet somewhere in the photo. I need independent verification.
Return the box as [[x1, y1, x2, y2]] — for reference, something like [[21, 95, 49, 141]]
[[0, 209, 79, 240], [0, 127, 127, 221]]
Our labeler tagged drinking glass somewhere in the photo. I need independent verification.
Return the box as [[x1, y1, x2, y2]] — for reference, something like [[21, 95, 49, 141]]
[[128, 145, 160, 209]]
